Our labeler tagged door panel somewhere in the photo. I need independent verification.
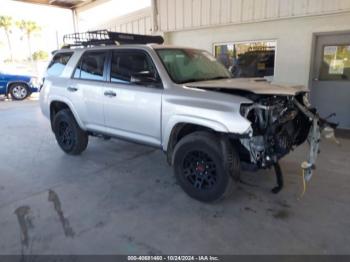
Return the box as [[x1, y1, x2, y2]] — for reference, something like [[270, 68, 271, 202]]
[[103, 50, 162, 146], [103, 83, 162, 146], [311, 33, 350, 129], [69, 79, 105, 129], [70, 50, 108, 129]]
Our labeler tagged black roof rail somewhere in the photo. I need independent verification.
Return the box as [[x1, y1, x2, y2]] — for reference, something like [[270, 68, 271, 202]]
[[62, 30, 164, 48]]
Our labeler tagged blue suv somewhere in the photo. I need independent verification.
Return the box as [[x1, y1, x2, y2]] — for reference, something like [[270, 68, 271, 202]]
[[0, 70, 40, 100]]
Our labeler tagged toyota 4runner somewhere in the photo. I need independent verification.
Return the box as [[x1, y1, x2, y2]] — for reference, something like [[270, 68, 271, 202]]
[[40, 31, 337, 202]]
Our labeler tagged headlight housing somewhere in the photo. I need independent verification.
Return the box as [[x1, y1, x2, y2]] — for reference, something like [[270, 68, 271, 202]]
[[303, 93, 312, 108]]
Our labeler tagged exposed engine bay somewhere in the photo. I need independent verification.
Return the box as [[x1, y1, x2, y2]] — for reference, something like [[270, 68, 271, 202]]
[[237, 92, 337, 193], [189, 78, 338, 194], [239, 93, 313, 168]]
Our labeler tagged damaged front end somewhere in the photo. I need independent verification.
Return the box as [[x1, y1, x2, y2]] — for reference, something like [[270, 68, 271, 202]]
[[239, 93, 337, 193]]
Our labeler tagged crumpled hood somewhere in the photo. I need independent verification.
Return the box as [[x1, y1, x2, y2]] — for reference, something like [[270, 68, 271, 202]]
[[185, 78, 309, 96]]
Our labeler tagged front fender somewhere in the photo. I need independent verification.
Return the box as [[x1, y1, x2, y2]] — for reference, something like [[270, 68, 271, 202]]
[[162, 115, 230, 151]]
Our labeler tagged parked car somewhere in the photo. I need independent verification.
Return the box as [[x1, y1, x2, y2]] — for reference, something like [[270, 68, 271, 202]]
[[230, 50, 275, 78], [0, 70, 40, 100], [40, 31, 336, 202]]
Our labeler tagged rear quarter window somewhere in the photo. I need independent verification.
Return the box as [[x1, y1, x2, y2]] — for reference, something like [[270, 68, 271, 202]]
[[47, 52, 73, 76]]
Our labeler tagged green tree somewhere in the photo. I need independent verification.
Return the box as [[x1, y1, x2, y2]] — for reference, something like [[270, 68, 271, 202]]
[[32, 50, 48, 61], [0, 16, 14, 61], [16, 20, 41, 61]]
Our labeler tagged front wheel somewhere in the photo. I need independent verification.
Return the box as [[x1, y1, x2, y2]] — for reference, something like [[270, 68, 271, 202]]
[[173, 132, 239, 202], [52, 109, 88, 155], [9, 83, 30, 101]]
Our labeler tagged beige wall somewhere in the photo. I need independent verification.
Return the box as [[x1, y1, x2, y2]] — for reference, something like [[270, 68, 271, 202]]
[[157, 0, 350, 32], [165, 12, 350, 86]]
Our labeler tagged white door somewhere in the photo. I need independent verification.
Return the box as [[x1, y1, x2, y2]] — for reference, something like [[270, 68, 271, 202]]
[[103, 50, 163, 147], [69, 50, 108, 129]]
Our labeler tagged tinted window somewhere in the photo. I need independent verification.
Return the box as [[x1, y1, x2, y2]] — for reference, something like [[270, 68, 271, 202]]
[[47, 52, 73, 76], [110, 51, 157, 84], [74, 51, 107, 81]]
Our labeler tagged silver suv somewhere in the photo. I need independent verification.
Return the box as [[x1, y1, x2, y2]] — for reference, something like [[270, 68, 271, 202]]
[[40, 31, 336, 202]]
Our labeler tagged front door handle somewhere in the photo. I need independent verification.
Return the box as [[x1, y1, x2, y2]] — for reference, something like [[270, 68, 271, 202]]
[[67, 86, 78, 92], [104, 91, 117, 97]]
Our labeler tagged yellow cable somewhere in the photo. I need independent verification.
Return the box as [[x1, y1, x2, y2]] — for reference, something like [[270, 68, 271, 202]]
[[298, 169, 307, 200]]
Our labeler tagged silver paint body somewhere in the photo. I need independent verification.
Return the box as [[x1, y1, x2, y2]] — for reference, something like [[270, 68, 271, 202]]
[[40, 45, 306, 151]]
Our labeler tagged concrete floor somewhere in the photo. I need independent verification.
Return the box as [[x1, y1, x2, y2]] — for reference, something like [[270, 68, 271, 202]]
[[0, 98, 349, 255]]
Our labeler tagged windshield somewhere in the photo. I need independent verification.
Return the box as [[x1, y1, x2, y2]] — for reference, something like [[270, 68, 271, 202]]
[[156, 49, 231, 84]]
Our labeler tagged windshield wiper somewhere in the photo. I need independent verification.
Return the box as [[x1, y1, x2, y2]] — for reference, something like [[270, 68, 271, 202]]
[[205, 76, 231, 81]]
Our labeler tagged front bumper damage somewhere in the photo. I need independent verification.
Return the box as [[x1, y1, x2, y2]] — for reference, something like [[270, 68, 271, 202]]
[[239, 95, 338, 194]]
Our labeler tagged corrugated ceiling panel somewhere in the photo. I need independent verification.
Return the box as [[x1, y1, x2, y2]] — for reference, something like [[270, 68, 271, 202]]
[[175, 0, 184, 29], [210, 0, 221, 25], [168, 0, 176, 30], [221, 0, 232, 24], [201, 0, 211, 25], [266, 0, 279, 18], [242, 0, 255, 21], [254, 0, 266, 20], [279, 0, 292, 17], [293, 0, 308, 16], [158, 0, 350, 32], [184, 0, 192, 28], [339, 0, 350, 10], [193, 0, 202, 27], [145, 17, 152, 34], [231, 0, 243, 22], [159, 0, 168, 31], [308, 0, 323, 14]]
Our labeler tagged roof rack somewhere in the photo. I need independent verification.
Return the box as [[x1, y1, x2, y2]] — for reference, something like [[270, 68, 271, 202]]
[[62, 30, 164, 48]]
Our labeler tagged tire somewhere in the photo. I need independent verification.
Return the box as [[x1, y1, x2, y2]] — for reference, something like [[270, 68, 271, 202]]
[[173, 131, 240, 202], [52, 109, 88, 155], [9, 83, 30, 101]]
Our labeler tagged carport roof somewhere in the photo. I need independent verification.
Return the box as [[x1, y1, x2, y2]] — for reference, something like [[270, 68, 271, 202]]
[[15, 0, 95, 9]]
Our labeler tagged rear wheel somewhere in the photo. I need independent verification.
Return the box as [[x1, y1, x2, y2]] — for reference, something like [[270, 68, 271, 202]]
[[52, 109, 88, 155], [9, 83, 30, 101], [173, 132, 239, 202]]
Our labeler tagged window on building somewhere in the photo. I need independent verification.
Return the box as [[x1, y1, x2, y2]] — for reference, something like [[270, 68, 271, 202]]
[[214, 41, 276, 79], [47, 52, 73, 76], [74, 51, 107, 81], [110, 51, 157, 84], [319, 45, 350, 81]]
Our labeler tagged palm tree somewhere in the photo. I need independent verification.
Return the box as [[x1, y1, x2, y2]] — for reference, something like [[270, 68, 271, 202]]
[[16, 20, 41, 61], [0, 16, 14, 61]]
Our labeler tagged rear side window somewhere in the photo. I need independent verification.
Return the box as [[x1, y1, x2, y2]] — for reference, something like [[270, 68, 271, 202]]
[[47, 52, 73, 76], [73, 51, 107, 81]]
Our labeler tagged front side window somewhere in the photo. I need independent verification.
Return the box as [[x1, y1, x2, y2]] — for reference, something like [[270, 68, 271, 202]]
[[47, 52, 73, 76], [156, 49, 231, 84], [319, 45, 350, 81], [74, 51, 107, 81], [110, 51, 158, 84]]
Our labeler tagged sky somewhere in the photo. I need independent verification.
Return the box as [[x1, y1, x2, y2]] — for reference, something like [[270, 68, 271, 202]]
[[0, 0, 151, 62]]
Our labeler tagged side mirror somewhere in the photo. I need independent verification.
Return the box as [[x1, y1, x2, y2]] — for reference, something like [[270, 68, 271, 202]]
[[130, 71, 159, 85]]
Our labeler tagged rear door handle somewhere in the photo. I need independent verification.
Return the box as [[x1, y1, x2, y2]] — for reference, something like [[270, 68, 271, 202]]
[[67, 86, 78, 92], [104, 91, 117, 97]]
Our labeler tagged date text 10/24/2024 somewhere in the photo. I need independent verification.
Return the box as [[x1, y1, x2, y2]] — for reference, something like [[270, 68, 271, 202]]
[[127, 256, 220, 261]]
